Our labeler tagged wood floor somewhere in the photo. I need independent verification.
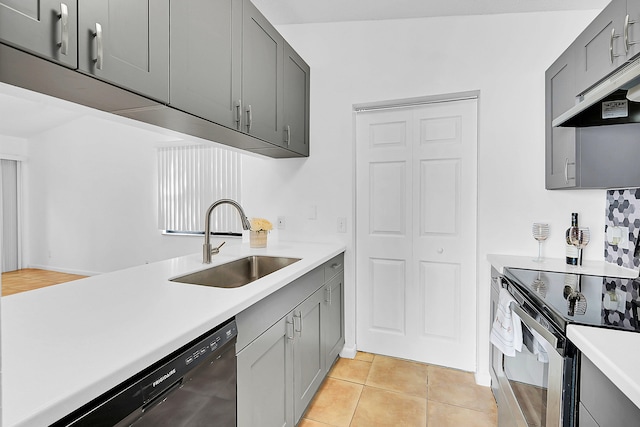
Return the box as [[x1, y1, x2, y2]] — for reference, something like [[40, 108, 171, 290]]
[[1, 268, 87, 296], [302, 353, 498, 427]]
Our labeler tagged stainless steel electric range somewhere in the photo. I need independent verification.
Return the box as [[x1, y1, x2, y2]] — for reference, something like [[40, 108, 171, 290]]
[[490, 266, 640, 427]]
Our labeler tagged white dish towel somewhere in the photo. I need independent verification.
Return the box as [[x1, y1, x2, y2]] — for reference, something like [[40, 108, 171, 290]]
[[490, 287, 523, 357]]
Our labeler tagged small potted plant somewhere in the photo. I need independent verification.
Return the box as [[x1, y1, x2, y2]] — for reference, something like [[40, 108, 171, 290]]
[[250, 217, 273, 248]]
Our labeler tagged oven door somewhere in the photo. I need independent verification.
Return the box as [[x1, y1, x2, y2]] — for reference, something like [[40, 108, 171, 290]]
[[493, 297, 566, 427]]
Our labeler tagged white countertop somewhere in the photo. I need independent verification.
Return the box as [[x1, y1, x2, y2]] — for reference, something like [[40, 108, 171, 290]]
[[1, 241, 345, 427], [487, 254, 639, 278], [568, 325, 640, 409]]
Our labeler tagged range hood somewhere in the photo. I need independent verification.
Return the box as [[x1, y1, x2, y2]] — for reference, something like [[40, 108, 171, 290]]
[[0, 43, 302, 158], [554, 57, 640, 128]]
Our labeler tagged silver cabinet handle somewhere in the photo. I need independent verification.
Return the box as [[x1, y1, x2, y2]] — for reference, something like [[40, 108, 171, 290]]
[[284, 125, 291, 146], [610, 27, 622, 64], [93, 23, 103, 70], [331, 263, 342, 270], [328, 286, 332, 305], [246, 105, 252, 132], [625, 14, 637, 53], [564, 158, 575, 184], [235, 100, 242, 130], [286, 317, 294, 340], [293, 311, 302, 336], [58, 3, 69, 55]]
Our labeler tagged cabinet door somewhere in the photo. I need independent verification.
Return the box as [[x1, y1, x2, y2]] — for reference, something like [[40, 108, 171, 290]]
[[237, 315, 295, 427], [545, 49, 577, 189], [574, 0, 627, 94], [580, 354, 640, 426], [324, 271, 344, 370], [242, 0, 283, 145], [283, 42, 310, 156], [626, 1, 640, 60], [170, 0, 242, 129], [0, 0, 77, 68], [293, 287, 325, 423], [78, 0, 169, 102]]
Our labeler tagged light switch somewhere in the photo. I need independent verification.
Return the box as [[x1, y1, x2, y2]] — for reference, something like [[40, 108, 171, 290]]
[[337, 217, 347, 233]]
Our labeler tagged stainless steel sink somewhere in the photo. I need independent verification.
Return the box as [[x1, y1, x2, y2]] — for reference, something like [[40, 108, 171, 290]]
[[170, 255, 301, 288]]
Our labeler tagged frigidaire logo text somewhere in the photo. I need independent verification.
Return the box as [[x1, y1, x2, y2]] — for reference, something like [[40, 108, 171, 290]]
[[153, 368, 176, 388]]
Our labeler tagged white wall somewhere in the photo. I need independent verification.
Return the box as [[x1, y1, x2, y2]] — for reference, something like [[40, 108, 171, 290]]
[[240, 10, 608, 382], [23, 116, 214, 275], [6, 9, 609, 383]]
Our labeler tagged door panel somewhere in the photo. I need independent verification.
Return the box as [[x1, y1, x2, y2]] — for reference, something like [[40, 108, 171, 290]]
[[356, 98, 477, 370], [242, 0, 283, 144], [369, 162, 407, 234], [170, 0, 242, 129], [237, 315, 294, 427], [0, 0, 77, 67], [420, 261, 460, 338], [283, 42, 310, 155], [369, 258, 406, 334], [78, 0, 169, 102]]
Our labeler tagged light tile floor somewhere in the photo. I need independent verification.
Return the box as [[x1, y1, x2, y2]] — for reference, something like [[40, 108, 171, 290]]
[[301, 352, 498, 427]]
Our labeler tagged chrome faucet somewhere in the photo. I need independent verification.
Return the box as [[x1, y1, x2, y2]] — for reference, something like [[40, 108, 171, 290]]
[[203, 199, 251, 263]]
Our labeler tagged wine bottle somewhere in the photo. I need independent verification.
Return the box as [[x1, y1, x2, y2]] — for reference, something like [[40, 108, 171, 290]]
[[566, 213, 579, 265]]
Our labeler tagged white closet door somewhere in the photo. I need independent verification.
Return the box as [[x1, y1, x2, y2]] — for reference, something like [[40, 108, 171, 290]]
[[355, 98, 477, 370], [1, 159, 19, 272]]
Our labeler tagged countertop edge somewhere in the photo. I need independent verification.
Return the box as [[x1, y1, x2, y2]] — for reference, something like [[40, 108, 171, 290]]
[[567, 325, 640, 410], [3, 241, 346, 427], [487, 254, 639, 278]]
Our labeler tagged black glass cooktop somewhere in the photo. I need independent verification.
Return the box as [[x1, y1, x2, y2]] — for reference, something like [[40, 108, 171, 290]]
[[503, 267, 640, 332]]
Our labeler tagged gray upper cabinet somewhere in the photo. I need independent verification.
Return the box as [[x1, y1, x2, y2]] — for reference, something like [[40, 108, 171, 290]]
[[283, 42, 311, 156], [545, 48, 577, 189], [0, 0, 77, 68], [574, 0, 627, 94], [627, 1, 640, 59], [170, 0, 242, 129], [77, 0, 169, 103], [242, 0, 284, 146]]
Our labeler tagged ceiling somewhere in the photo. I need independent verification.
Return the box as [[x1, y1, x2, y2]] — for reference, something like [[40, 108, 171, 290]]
[[251, 0, 610, 25]]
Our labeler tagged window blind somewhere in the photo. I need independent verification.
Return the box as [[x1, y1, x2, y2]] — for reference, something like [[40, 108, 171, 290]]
[[158, 144, 242, 234]]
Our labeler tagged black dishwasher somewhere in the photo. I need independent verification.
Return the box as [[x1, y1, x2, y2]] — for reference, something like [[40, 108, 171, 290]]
[[52, 318, 237, 427]]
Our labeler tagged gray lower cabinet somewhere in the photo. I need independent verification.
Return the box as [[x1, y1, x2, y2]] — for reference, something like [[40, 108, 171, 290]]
[[77, 0, 169, 103], [242, 0, 284, 146], [283, 42, 310, 156], [0, 0, 77, 68], [236, 254, 345, 427], [293, 287, 325, 422], [170, 0, 242, 129], [579, 353, 640, 426], [237, 314, 295, 427]]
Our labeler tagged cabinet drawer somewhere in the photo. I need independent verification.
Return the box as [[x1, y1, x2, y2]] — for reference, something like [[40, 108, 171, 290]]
[[236, 266, 323, 351], [324, 254, 344, 282]]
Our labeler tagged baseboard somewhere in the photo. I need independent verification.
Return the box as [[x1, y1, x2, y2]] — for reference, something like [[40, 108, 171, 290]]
[[475, 371, 491, 387], [339, 343, 357, 359]]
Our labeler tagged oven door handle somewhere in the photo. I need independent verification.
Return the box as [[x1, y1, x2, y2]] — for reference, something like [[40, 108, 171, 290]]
[[510, 301, 558, 349]]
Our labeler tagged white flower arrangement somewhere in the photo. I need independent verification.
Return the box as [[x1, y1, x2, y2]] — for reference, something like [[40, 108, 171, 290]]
[[250, 217, 273, 232]]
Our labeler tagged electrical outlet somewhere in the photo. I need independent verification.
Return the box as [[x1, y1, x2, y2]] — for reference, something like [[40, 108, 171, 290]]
[[607, 226, 630, 249], [277, 216, 286, 229], [337, 217, 347, 233]]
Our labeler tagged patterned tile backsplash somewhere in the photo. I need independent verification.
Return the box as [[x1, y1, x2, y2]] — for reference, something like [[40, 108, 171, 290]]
[[604, 189, 640, 330], [605, 188, 640, 270]]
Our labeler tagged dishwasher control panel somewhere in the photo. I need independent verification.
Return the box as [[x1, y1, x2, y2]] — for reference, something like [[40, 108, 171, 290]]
[[141, 318, 237, 402]]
